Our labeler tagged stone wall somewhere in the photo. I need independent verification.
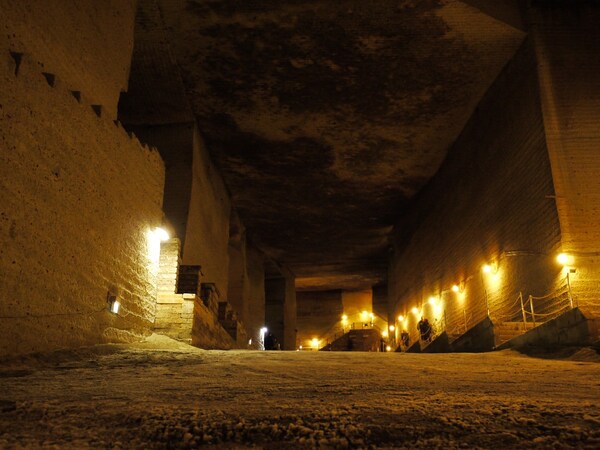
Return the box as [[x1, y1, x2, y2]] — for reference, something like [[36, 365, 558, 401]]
[[0, 0, 137, 119], [246, 247, 266, 348], [265, 268, 296, 350], [296, 290, 343, 349], [531, 4, 600, 318], [227, 214, 268, 348], [182, 126, 232, 296], [389, 38, 562, 344], [0, 37, 165, 356]]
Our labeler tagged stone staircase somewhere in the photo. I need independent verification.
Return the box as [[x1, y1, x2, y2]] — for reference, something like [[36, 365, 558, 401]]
[[321, 329, 382, 352], [493, 321, 535, 346]]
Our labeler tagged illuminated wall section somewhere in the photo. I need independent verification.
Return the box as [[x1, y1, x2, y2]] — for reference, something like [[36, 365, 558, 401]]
[[531, 5, 600, 318], [0, 34, 165, 356], [389, 38, 562, 344]]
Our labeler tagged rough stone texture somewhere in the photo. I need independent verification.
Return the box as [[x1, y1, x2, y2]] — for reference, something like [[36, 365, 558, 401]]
[[0, 39, 165, 356], [531, 4, 600, 318], [450, 316, 495, 353], [388, 38, 562, 346], [498, 308, 597, 350], [227, 213, 269, 347], [421, 331, 451, 353], [127, 124, 195, 248], [296, 290, 343, 349], [1, 339, 598, 448], [132, 123, 232, 295], [191, 300, 237, 350], [126, 0, 524, 290], [246, 247, 267, 348], [265, 268, 297, 350], [0, 0, 137, 119]]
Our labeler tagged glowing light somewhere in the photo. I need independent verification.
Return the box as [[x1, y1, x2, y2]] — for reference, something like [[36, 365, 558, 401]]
[[452, 285, 460, 293], [369, 313, 375, 319], [557, 253, 574, 266], [382, 330, 388, 338], [397, 315, 405, 322], [154, 227, 170, 242], [428, 296, 437, 306], [389, 325, 395, 332], [411, 307, 419, 315], [386, 345, 392, 352], [434, 304, 443, 316], [109, 300, 120, 314], [248, 339, 252, 345], [361, 310, 368, 319], [311, 338, 319, 349], [341, 314, 348, 321], [483, 262, 498, 274], [147, 227, 170, 265], [260, 327, 268, 335]]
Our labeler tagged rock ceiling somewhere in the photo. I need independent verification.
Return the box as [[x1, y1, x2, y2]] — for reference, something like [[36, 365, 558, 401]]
[[126, 0, 524, 290]]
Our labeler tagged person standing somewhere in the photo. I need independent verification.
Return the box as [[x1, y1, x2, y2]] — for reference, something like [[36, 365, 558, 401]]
[[417, 317, 432, 342]]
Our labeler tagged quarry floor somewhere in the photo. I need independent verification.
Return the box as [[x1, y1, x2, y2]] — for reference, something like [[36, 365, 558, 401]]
[[0, 336, 599, 449]]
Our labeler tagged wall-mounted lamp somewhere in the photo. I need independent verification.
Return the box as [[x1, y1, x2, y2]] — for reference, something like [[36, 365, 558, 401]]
[[398, 315, 405, 322], [386, 345, 392, 352], [107, 293, 120, 314], [557, 253, 574, 267], [154, 227, 170, 242], [451, 284, 460, 293], [382, 330, 389, 338], [389, 325, 395, 332], [341, 314, 348, 321], [482, 262, 498, 274], [411, 307, 419, 315], [428, 296, 438, 306]]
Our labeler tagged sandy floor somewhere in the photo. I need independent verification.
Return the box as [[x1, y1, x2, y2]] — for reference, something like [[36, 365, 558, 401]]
[[0, 335, 599, 449]]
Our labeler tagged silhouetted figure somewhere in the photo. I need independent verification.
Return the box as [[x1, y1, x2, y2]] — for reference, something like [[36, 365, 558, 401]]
[[380, 338, 386, 352], [264, 332, 275, 350], [417, 317, 432, 342], [400, 330, 410, 348]]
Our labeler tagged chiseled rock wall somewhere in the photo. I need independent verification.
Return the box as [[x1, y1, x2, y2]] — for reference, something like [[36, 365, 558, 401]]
[[532, 5, 600, 318], [389, 38, 562, 344], [0, 34, 165, 356], [0, 0, 137, 119]]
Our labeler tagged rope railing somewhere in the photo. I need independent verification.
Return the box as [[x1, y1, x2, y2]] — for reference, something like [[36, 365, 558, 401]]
[[487, 275, 574, 330]]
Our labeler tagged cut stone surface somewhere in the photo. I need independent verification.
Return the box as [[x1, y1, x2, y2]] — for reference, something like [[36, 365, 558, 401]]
[[0, 335, 598, 448]]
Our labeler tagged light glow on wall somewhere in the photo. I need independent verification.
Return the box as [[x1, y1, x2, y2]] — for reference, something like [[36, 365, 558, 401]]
[[482, 262, 498, 274], [452, 284, 460, 293], [311, 338, 319, 349], [109, 299, 120, 314], [428, 296, 438, 306], [557, 253, 574, 266], [397, 315, 404, 322], [341, 314, 348, 321], [411, 307, 419, 315], [147, 227, 170, 264], [260, 327, 268, 350], [382, 330, 388, 338]]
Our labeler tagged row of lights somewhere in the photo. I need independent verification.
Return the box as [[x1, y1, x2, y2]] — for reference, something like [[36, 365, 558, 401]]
[[393, 253, 575, 325]]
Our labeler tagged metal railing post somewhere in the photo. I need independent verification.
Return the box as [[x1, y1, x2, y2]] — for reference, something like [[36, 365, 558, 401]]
[[520, 292, 527, 325], [529, 295, 536, 326], [566, 273, 574, 309]]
